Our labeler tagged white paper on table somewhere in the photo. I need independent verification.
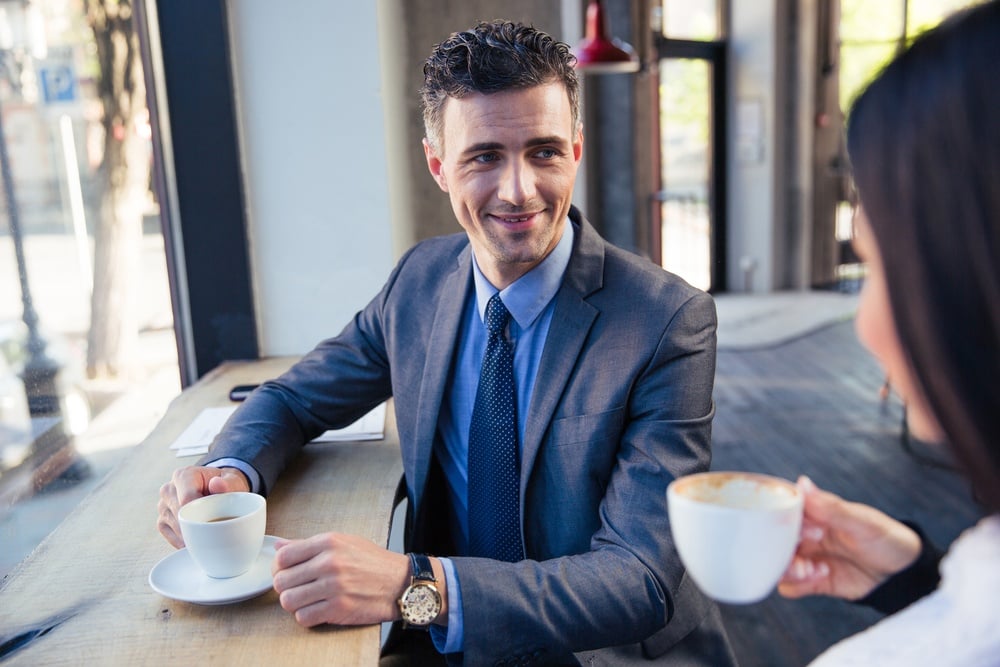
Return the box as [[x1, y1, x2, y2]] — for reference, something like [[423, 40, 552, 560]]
[[169, 406, 237, 454], [169, 402, 386, 457], [309, 402, 386, 442]]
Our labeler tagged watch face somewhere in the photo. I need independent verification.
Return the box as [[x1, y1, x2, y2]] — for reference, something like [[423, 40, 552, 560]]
[[400, 582, 442, 626]]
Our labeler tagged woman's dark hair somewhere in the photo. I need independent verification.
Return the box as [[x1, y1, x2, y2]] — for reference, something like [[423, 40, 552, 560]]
[[420, 20, 580, 154], [847, 0, 1000, 512]]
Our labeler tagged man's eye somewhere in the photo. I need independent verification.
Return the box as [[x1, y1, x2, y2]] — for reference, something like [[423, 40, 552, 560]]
[[473, 153, 499, 164], [535, 148, 558, 159]]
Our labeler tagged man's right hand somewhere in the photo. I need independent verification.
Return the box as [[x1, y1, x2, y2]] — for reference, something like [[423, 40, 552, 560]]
[[157, 466, 251, 548]]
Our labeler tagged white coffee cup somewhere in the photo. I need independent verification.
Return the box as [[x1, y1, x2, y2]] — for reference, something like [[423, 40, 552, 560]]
[[178, 492, 266, 578], [667, 471, 803, 604]]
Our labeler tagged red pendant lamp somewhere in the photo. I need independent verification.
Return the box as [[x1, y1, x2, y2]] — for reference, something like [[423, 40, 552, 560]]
[[572, 0, 641, 74]]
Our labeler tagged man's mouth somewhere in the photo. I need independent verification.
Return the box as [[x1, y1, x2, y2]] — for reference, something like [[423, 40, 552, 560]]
[[491, 212, 541, 229]]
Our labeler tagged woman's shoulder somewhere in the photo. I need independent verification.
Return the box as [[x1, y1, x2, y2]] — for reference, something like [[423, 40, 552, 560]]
[[940, 514, 1000, 589]]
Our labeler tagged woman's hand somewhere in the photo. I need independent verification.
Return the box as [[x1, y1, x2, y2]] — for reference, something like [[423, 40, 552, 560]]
[[778, 476, 922, 601]]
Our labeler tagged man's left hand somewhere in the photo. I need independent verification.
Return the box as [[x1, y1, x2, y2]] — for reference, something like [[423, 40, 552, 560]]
[[271, 533, 412, 627]]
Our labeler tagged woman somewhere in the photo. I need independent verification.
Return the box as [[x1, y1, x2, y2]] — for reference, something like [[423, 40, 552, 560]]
[[777, 2, 1000, 664]]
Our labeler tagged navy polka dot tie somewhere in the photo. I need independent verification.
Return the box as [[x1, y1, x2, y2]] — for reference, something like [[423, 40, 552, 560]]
[[467, 294, 524, 562]]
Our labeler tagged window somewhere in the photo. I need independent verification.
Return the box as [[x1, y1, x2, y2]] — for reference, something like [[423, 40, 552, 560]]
[[659, 0, 722, 41], [659, 58, 713, 291], [0, 0, 178, 577], [654, 1, 726, 291], [839, 0, 978, 111], [836, 0, 979, 254]]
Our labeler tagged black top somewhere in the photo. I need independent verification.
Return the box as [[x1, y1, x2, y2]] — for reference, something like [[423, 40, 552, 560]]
[[857, 521, 944, 615]]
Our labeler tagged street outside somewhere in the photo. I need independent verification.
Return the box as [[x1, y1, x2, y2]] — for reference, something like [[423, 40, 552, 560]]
[[0, 231, 181, 577]]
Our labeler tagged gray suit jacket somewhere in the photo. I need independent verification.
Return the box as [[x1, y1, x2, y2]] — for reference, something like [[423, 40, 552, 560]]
[[206, 209, 735, 666]]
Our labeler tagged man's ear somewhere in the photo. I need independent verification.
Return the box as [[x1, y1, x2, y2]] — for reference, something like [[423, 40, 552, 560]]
[[573, 126, 584, 163], [423, 138, 448, 193]]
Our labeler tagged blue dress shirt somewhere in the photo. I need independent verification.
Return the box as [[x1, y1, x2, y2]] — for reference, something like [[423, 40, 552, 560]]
[[432, 222, 573, 653]]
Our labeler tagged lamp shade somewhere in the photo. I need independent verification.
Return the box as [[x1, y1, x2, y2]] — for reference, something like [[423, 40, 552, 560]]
[[572, 0, 641, 74]]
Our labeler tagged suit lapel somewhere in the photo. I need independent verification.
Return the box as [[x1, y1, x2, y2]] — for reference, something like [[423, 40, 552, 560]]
[[520, 212, 605, 488], [409, 246, 472, 511]]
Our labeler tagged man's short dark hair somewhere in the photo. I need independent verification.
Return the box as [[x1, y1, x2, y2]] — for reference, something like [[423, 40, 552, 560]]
[[420, 20, 580, 154]]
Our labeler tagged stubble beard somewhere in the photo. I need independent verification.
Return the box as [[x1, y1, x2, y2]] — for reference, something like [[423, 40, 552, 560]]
[[484, 222, 557, 271]]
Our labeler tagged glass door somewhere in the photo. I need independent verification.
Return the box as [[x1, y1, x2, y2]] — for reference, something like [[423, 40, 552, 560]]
[[653, 0, 726, 292]]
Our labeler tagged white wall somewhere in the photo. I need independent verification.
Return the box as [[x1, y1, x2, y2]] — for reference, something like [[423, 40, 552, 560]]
[[727, 0, 779, 292], [226, 2, 393, 355]]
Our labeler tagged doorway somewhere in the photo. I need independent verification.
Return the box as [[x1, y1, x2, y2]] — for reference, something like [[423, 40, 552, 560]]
[[652, 1, 727, 292]]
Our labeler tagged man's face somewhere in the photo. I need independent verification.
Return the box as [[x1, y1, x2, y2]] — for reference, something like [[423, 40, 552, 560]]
[[423, 83, 583, 289]]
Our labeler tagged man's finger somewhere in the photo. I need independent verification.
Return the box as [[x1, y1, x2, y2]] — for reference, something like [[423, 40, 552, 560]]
[[158, 518, 184, 548], [207, 469, 249, 494]]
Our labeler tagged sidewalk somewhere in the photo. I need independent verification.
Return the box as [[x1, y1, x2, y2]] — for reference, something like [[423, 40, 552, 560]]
[[0, 329, 180, 578]]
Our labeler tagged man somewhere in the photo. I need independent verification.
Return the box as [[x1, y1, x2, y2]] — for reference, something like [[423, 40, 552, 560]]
[[158, 20, 735, 665]]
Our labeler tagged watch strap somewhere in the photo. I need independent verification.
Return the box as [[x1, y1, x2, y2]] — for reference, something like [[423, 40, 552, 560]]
[[408, 553, 435, 582]]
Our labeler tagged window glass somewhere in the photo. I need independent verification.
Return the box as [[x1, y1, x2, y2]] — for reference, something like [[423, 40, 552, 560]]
[[659, 58, 712, 292], [840, 0, 980, 113], [836, 0, 978, 287], [660, 0, 721, 40], [906, 0, 977, 35], [0, 0, 178, 577], [840, 0, 905, 42]]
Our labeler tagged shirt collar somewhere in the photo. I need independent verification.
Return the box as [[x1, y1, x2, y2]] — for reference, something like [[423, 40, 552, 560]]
[[471, 220, 575, 330]]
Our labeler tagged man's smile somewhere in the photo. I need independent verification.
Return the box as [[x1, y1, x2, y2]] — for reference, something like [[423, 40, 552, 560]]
[[489, 211, 542, 231]]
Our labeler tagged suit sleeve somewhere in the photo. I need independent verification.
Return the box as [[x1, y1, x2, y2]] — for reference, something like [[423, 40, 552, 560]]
[[196, 249, 411, 494], [451, 290, 720, 664]]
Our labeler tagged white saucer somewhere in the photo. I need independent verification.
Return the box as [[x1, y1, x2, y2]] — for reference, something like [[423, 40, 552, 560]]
[[149, 535, 280, 605]]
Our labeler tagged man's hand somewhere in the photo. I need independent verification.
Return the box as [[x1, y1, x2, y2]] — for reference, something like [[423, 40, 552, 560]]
[[271, 533, 447, 628], [157, 466, 250, 548], [777, 476, 922, 601]]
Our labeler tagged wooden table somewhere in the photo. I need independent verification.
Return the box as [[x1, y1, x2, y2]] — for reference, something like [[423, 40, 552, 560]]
[[0, 358, 403, 665]]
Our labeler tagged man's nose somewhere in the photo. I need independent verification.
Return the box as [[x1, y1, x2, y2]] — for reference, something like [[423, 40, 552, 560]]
[[497, 160, 537, 205]]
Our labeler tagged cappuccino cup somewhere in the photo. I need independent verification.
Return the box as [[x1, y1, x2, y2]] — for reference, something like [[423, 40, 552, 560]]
[[667, 471, 803, 604], [178, 492, 266, 578]]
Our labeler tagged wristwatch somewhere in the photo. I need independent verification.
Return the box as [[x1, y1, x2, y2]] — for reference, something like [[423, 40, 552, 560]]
[[398, 553, 442, 629]]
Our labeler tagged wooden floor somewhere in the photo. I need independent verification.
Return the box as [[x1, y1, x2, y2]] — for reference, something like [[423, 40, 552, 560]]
[[710, 319, 986, 667]]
